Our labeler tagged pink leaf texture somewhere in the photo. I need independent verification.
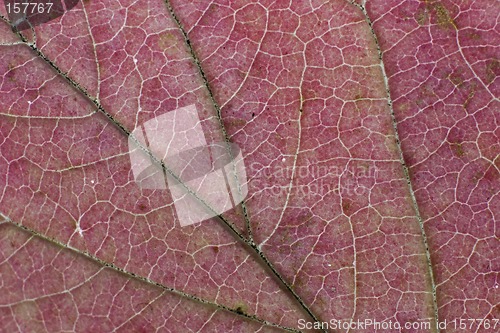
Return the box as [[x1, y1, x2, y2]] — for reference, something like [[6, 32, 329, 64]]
[[0, 0, 498, 332]]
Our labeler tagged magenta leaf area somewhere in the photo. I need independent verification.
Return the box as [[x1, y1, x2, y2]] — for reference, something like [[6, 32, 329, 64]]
[[0, 0, 498, 332]]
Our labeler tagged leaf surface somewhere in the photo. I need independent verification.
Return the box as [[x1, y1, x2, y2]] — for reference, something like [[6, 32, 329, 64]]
[[0, 0, 498, 332]]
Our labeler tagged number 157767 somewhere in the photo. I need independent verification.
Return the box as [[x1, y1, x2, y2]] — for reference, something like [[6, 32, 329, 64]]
[[6, 2, 53, 14]]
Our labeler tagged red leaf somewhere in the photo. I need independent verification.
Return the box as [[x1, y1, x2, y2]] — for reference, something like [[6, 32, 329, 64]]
[[1, 0, 498, 332]]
